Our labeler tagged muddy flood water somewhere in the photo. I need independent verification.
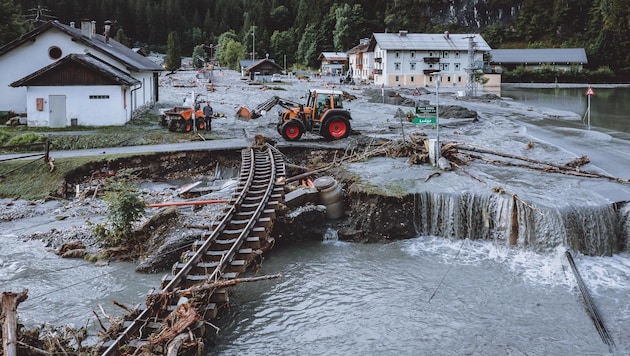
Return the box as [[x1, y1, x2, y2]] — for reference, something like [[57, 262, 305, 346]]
[[2, 217, 630, 355]]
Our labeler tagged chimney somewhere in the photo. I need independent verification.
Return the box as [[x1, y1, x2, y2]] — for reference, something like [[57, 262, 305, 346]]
[[70, 21, 75, 28], [399, 30, 408, 37], [80, 20, 93, 38], [444, 31, 450, 39], [104, 20, 112, 43]]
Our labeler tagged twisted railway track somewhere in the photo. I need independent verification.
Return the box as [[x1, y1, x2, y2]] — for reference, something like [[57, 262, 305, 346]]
[[101, 144, 286, 355]]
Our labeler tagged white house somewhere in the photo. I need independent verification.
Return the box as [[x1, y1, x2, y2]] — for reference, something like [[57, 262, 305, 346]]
[[347, 38, 374, 83], [317, 52, 347, 76], [0, 20, 163, 127], [369, 31, 491, 88], [11, 54, 139, 127]]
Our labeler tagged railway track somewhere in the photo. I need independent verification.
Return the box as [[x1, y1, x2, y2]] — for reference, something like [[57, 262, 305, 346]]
[[101, 144, 286, 355]]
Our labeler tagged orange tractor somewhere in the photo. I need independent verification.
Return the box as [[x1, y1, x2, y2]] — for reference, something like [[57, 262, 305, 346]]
[[236, 88, 352, 141]]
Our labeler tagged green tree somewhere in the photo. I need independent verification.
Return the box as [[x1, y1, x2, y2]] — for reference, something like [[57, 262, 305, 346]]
[[215, 30, 240, 66], [114, 28, 130, 47], [270, 30, 295, 69], [296, 24, 319, 67], [192, 44, 207, 69], [165, 31, 182, 72], [222, 39, 246, 70], [0, 0, 26, 46], [333, 3, 368, 51]]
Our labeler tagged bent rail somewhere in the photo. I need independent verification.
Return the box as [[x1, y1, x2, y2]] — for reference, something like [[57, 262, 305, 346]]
[[101, 144, 285, 355]]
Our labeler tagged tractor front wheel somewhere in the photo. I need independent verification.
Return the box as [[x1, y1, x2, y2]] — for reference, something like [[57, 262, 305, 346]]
[[196, 118, 206, 131], [182, 119, 192, 132], [281, 121, 303, 141], [323, 117, 350, 140]]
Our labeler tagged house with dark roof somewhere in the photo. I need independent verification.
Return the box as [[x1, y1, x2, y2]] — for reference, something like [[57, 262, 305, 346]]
[[239, 58, 283, 80], [490, 48, 588, 72], [0, 20, 163, 127], [369, 31, 491, 88]]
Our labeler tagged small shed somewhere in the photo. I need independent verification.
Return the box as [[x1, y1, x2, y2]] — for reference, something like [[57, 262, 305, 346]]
[[317, 52, 348, 76], [10, 53, 139, 127]]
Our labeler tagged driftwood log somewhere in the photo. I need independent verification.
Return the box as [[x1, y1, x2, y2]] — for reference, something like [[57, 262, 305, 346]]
[[2, 289, 28, 356]]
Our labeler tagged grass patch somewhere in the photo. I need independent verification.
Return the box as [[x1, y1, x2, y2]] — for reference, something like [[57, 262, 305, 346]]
[[0, 157, 88, 199], [0, 112, 224, 199], [0, 155, 136, 200]]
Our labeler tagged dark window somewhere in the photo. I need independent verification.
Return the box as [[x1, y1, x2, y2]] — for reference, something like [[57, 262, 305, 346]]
[[48, 46, 62, 60]]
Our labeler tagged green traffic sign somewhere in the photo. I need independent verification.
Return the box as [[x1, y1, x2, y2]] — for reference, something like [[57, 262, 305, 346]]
[[416, 105, 436, 115], [412, 117, 437, 125]]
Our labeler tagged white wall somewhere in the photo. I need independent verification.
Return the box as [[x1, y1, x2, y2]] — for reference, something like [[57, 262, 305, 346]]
[[25, 85, 126, 127]]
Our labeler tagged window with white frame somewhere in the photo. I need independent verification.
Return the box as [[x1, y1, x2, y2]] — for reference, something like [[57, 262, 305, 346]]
[[440, 63, 449, 71], [410, 62, 415, 70], [395, 51, 400, 58], [395, 62, 400, 70], [395, 75, 400, 82], [455, 51, 460, 58], [410, 51, 415, 58], [454, 63, 460, 71], [442, 51, 449, 58]]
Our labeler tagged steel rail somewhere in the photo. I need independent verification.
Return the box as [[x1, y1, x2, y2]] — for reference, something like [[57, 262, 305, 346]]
[[102, 146, 284, 355]]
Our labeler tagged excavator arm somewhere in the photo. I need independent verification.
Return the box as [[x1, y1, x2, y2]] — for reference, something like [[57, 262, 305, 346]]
[[236, 96, 302, 120]]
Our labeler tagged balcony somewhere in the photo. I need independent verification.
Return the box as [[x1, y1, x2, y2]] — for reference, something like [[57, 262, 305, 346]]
[[373, 69, 383, 75], [375, 57, 382, 63], [423, 69, 440, 75], [423, 57, 440, 64]]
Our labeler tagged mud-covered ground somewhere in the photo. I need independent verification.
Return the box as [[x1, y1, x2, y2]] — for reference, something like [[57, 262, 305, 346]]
[[3, 64, 629, 272]]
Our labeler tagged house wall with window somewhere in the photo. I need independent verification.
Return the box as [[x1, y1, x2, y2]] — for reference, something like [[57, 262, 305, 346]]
[[369, 32, 491, 88], [25, 85, 126, 127]]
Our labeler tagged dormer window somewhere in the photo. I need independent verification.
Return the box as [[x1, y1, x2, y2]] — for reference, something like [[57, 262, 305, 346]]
[[48, 46, 62, 60]]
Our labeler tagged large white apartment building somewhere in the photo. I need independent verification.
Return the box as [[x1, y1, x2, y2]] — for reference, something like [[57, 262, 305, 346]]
[[353, 31, 491, 88]]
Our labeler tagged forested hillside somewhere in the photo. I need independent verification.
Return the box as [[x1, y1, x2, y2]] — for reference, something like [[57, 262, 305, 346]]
[[1, 0, 629, 77]]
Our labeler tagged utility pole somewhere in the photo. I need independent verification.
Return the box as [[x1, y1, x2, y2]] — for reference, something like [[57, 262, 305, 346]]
[[464, 35, 479, 97], [251, 25, 257, 62]]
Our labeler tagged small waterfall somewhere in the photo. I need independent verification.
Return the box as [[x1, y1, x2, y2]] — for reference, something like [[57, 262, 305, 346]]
[[412, 191, 512, 241], [324, 228, 339, 241], [412, 192, 628, 256], [622, 203, 630, 251]]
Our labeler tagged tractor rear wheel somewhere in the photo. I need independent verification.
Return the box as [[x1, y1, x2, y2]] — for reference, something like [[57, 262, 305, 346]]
[[323, 116, 350, 140], [167, 119, 177, 132], [281, 121, 303, 141]]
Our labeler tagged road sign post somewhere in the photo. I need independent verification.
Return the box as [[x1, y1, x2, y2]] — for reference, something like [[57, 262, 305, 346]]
[[585, 86, 595, 130]]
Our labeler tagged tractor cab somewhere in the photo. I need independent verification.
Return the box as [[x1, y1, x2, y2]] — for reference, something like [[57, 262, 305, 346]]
[[307, 89, 344, 119]]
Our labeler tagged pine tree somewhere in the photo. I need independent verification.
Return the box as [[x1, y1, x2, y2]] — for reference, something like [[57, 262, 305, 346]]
[[165, 31, 182, 72], [0, 0, 27, 46]]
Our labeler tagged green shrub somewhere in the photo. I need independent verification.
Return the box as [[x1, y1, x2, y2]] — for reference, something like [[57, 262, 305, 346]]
[[0, 131, 11, 145], [89, 181, 146, 248]]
